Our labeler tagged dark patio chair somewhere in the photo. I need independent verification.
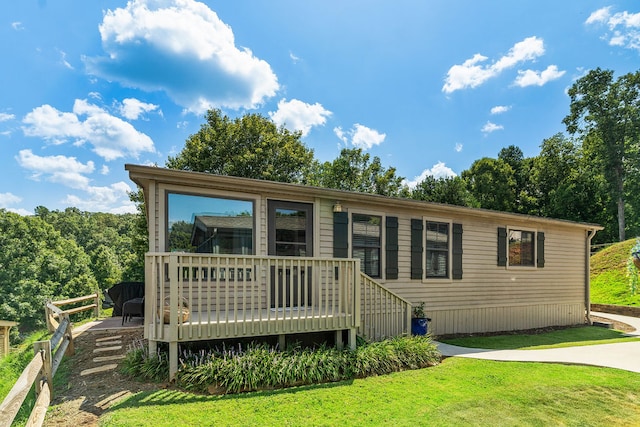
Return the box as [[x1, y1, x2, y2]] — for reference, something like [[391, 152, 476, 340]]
[[122, 297, 144, 324]]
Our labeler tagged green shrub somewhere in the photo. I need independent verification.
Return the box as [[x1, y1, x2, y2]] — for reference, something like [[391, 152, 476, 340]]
[[123, 335, 441, 394], [120, 339, 169, 382]]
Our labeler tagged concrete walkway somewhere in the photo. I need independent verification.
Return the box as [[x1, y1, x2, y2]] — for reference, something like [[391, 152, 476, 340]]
[[436, 311, 640, 373]]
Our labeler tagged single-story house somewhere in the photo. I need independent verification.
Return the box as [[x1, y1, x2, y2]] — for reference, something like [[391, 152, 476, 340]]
[[126, 164, 602, 378]]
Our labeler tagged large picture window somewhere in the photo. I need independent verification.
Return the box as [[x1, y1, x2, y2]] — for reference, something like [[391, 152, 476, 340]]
[[167, 193, 254, 254], [352, 214, 381, 278], [508, 229, 534, 266], [426, 221, 449, 278]]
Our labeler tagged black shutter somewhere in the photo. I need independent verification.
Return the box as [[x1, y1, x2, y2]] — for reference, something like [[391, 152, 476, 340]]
[[452, 223, 463, 280], [537, 231, 545, 268], [497, 227, 507, 266], [411, 219, 423, 279], [385, 216, 398, 279], [333, 212, 348, 258]]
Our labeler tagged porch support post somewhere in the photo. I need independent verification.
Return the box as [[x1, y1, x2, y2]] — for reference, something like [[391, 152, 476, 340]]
[[335, 330, 343, 350], [278, 334, 286, 350], [148, 339, 157, 356], [169, 341, 178, 380], [347, 328, 356, 350]]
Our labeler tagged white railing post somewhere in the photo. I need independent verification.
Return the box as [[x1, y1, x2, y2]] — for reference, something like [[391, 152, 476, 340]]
[[354, 260, 361, 329]]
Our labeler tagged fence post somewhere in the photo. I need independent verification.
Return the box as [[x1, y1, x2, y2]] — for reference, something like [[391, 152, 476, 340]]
[[44, 300, 54, 333], [33, 341, 52, 400], [63, 314, 75, 356], [94, 292, 101, 318]]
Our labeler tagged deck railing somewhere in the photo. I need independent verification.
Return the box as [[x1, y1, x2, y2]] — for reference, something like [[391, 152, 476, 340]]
[[146, 254, 361, 342], [359, 272, 411, 341]]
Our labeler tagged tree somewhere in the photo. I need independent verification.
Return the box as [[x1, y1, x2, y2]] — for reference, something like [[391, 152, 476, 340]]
[[531, 134, 612, 240], [166, 109, 315, 183], [563, 68, 640, 241], [411, 175, 477, 207], [305, 148, 407, 197], [462, 157, 516, 212], [498, 145, 537, 214], [0, 210, 97, 329]]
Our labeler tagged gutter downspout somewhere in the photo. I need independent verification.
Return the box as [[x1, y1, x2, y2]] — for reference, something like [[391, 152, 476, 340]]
[[585, 229, 598, 324]]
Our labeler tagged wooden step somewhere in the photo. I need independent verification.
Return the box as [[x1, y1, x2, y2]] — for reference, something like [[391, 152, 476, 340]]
[[93, 354, 126, 363], [96, 335, 122, 343], [93, 345, 122, 353], [80, 364, 118, 376], [95, 340, 122, 347]]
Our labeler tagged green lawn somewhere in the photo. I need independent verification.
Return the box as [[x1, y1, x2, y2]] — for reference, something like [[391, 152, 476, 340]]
[[439, 325, 640, 350], [99, 358, 640, 426]]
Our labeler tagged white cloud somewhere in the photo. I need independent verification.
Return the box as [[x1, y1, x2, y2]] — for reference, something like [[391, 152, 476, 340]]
[[586, 7, 640, 51], [119, 98, 160, 120], [334, 124, 386, 150], [334, 127, 347, 144], [268, 99, 332, 136], [58, 50, 73, 70], [404, 162, 457, 188], [22, 100, 155, 161], [0, 192, 22, 207], [289, 51, 300, 63], [17, 150, 94, 189], [443, 36, 545, 93], [11, 22, 23, 31], [63, 181, 135, 213], [514, 65, 565, 87], [490, 105, 511, 115], [85, 0, 279, 113], [16, 150, 134, 213], [101, 165, 110, 175], [455, 143, 463, 152], [482, 121, 504, 134], [0, 113, 15, 122]]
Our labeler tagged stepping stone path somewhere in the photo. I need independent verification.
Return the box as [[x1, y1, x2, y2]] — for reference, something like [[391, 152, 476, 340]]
[[80, 335, 126, 376]]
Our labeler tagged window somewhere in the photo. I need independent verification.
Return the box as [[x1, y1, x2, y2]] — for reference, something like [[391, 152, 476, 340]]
[[498, 227, 543, 268], [508, 229, 535, 266], [167, 193, 254, 254], [352, 214, 381, 277], [426, 221, 449, 278]]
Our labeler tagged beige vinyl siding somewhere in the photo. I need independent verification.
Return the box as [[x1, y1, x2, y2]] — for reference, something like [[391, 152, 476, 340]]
[[318, 199, 334, 258], [128, 165, 597, 337]]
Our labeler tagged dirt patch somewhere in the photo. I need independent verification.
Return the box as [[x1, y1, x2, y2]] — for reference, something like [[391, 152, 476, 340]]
[[590, 315, 636, 333], [44, 329, 164, 427]]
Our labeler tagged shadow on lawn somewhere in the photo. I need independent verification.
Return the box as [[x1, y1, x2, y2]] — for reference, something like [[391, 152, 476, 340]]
[[109, 379, 355, 410]]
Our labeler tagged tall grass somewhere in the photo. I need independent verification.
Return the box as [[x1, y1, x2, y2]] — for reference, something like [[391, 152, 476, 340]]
[[121, 335, 441, 394], [0, 329, 50, 426]]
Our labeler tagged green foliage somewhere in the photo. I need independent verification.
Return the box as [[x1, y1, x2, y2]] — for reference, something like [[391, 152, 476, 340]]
[[306, 148, 407, 197], [0, 210, 98, 330], [563, 68, 640, 241], [166, 109, 315, 183], [124, 336, 440, 394], [462, 157, 516, 211], [120, 339, 169, 382], [410, 175, 477, 207]]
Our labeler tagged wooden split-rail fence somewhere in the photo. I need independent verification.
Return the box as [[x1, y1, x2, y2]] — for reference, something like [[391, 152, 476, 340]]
[[0, 293, 100, 427]]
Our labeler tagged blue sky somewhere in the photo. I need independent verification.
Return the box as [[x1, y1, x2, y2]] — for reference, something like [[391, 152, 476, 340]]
[[1, 1, 640, 215]]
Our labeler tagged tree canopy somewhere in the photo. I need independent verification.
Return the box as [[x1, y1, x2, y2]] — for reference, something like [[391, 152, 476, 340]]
[[563, 68, 640, 241], [166, 109, 315, 183]]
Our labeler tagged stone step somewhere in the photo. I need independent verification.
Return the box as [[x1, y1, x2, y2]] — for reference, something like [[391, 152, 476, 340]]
[[95, 340, 122, 347], [93, 354, 126, 363], [80, 364, 119, 376], [95, 335, 122, 343], [93, 345, 122, 353]]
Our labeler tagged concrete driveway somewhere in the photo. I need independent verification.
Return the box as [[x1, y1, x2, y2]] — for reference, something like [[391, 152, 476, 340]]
[[436, 311, 640, 373]]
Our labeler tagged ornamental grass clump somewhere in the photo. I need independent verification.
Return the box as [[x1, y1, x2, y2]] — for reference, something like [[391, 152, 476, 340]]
[[182, 336, 439, 394], [120, 338, 169, 382], [123, 335, 441, 394]]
